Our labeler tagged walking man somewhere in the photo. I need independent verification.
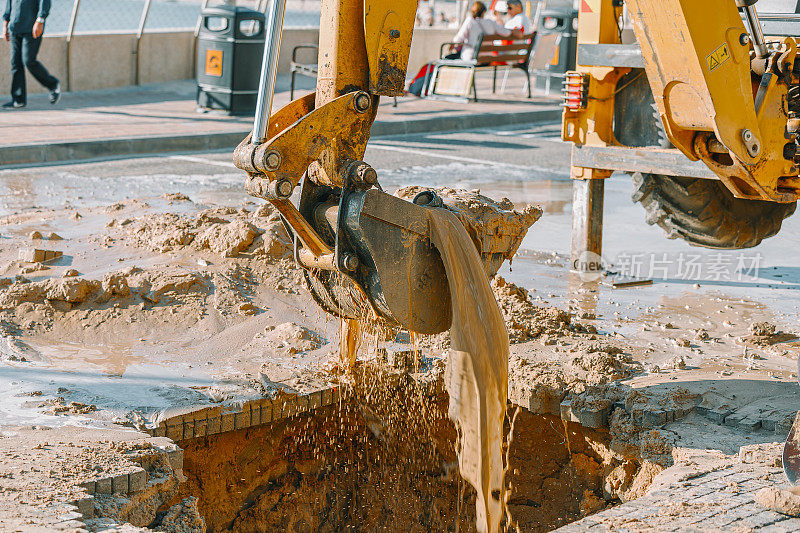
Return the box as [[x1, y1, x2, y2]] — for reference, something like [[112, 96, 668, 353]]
[[2, 0, 61, 109]]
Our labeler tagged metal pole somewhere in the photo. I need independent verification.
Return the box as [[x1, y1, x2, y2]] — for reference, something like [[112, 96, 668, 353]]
[[135, 0, 153, 86], [65, 0, 80, 91], [742, 4, 768, 58], [570, 177, 604, 277], [252, 0, 288, 143]]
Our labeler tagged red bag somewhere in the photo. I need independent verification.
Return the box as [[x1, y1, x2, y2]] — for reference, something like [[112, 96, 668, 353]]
[[408, 62, 436, 96]]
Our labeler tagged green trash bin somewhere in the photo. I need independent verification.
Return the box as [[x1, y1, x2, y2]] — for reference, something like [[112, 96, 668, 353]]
[[534, 7, 578, 92], [196, 5, 266, 115]]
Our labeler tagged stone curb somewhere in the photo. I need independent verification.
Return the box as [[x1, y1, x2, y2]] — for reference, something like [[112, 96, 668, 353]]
[[0, 107, 561, 167], [146, 386, 343, 441], [143, 370, 446, 442], [69, 442, 183, 522], [555, 394, 795, 434]]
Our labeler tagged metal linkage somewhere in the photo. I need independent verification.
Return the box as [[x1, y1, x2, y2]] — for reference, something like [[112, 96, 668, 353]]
[[738, 0, 768, 58]]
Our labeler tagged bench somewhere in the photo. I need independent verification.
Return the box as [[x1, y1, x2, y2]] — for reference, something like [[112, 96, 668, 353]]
[[423, 32, 536, 102], [289, 44, 319, 101]]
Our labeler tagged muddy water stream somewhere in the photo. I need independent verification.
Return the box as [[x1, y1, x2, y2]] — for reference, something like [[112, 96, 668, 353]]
[[429, 209, 509, 533]]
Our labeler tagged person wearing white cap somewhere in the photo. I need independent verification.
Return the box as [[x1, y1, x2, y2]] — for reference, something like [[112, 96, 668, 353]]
[[503, 0, 534, 34], [493, 0, 509, 22]]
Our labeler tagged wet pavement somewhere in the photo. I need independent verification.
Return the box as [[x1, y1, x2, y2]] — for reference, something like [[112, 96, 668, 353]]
[[0, 77, 556, 158], [2, 119, 799, 349], [2, 119, 800, 532], [372, 122, 800, 332]]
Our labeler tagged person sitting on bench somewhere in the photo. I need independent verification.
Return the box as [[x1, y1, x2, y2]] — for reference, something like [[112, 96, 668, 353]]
[[503, 0, 534, 34], [445, 1, 521, 60]]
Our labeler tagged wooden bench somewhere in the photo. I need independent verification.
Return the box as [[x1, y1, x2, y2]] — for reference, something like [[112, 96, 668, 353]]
[[423, 32, 536, 102]]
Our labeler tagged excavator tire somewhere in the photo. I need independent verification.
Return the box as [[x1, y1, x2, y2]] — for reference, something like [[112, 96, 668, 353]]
[[614, 71, 796, 249]]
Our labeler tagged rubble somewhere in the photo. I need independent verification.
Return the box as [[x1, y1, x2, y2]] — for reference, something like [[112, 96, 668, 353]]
[[17, 248, 63, 263], [755, 486, 800, 516], [0, 190, 796, 532]]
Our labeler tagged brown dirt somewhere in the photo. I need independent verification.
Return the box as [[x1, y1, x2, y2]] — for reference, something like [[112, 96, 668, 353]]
[[174, 376, 469, 533], [492, 276, 597, 343], [174, 365, 642, 533], [0, 199, 307, 378], [118, 204, 287, 259], [755, 486, 800, 516], [429, 207, 508, 532], [395, 186, 542, 277]]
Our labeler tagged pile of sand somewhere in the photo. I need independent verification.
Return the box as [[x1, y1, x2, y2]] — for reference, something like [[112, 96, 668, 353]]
[[396, 186, 542, 277], [740, 320, 798, 347], [0, 197, 311, 366], [119, 203, 291, 259], [0, 266, 210, 355], [492, 276, 596, 343], [0, 267, 206, 311]]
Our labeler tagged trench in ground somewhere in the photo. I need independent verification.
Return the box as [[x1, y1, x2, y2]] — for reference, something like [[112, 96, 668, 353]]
[[156, 369, 641, 532], [172, 385, 622, 531]]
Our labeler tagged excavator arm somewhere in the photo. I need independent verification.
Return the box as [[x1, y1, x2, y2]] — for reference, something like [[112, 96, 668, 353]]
[[626, 0, 799, 202], [233, 0, 455, 335]]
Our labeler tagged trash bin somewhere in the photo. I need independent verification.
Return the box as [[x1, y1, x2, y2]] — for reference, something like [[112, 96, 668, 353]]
[[534, 7, 578, 92], [196, 5, 266, 115]]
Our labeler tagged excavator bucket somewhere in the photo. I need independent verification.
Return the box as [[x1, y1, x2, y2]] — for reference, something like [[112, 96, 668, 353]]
[[302, 187, 453, 335], [297, 185, 541, 335]]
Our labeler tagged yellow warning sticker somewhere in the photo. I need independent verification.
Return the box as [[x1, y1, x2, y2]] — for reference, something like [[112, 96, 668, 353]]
[[706, 43, 730, 72], [205, 49, 223, 77]]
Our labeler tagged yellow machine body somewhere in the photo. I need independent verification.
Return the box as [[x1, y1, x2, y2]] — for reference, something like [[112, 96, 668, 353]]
[[562, 0, 800, 203]]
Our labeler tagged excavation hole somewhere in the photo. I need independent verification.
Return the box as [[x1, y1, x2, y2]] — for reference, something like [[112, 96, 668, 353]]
[[169, 374, 639, 532]]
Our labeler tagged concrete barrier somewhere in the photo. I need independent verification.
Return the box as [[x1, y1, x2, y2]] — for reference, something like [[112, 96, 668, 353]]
[[0, 27, 455, 96], [139, 32, 195, 86], [69, 33, 138, 90], [407, 28, 454, 75]]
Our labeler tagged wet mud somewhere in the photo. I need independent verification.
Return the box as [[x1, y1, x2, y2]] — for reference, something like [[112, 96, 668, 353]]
[[429, 208, 509, 533]]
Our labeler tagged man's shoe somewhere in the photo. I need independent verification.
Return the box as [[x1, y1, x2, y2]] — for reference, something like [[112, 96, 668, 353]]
[[1, 101, 25, 109], [49, 83, 61, 105]]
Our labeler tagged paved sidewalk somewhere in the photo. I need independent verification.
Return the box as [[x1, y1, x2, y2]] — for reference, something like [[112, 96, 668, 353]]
[[0, 74, 560, 167], [554, 448, 800, 532]]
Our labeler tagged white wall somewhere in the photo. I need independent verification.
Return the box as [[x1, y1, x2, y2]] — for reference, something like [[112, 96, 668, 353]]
[[0, 27, 455, 94]]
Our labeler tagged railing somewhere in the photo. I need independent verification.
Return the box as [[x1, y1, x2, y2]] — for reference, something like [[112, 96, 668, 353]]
[[49, 0, 328, 90]]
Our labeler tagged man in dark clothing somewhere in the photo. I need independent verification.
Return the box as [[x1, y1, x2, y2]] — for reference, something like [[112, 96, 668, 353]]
[[2, 0, 60, 109]]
